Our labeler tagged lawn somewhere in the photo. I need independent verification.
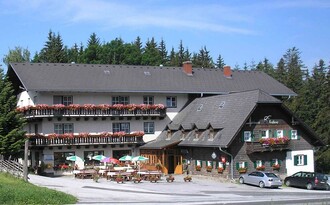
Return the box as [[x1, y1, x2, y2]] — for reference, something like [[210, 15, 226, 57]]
[[0, 172, 77, 205]]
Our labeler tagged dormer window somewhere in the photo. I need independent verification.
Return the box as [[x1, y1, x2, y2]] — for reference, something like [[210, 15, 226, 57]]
[[209, 128, 214, 139], [167, 129, 171, 139]]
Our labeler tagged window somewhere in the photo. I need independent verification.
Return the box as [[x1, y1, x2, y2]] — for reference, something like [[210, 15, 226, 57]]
[[113, 122, 130, 133], [276, 130, 283, 138], [272, 158, 279, 166], [218, 162, 224, 168], [166, 96, 177, 108], [294, 154, 307, 166], [143, 96, 154, 105], [84, 150, 104, 166], [197, 104, 203, 111], [244, 131, 252, 142], [238, 162, 247, 168], [54, 152, 75, 168], [291, 130, 298, 140], [255, 160, 263, 167], [112, 96, 129, 105], [261, 130, 269, 138], [144, 122, 155, 134], [54, 123, 74, 134], [53, 95, 73, 106]]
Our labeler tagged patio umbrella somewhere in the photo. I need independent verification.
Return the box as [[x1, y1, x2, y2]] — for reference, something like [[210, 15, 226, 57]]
[[132, 156, 148, 162], [119, 155, 132, 161], [101, 157, 120, 164], [132, 156, 149, 173], [66, 155, 83, 162], [92, 155, 106, 161]]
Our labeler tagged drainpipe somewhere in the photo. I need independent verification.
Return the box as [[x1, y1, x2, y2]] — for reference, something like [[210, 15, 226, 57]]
[[219, 147, 234, 180]]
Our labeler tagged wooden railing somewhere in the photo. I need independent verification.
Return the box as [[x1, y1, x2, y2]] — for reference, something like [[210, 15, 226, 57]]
[[0, 160, 24, 178], [20, 108, 167, 118], [246, 142, 291, 154], [29, 135, 144, 146]]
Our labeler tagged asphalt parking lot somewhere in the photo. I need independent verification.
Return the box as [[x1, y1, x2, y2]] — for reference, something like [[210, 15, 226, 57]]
[[28, 174, 330, 205]]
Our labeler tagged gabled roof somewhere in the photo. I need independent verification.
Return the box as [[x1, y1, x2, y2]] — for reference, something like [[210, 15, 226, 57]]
[[8, 63, 296, 96], [141, 90, 283, 149]]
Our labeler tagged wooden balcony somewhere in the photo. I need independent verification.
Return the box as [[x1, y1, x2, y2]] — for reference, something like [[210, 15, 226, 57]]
[[246, 141, 291, 154], [20, 107, 166, 119], [29, 135, 144, 147]]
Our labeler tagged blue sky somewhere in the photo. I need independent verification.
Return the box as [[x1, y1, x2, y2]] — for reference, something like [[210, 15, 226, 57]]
[[1, 0, 329, 71]]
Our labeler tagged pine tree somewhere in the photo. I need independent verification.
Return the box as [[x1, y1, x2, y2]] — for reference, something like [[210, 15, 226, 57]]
[[141, 37, 161, 66], [38, 30, 67, 63], [283, 47, 304, 93], [84, 33, 102, 64], [0, 67, 26, 160], [216, 54, 225, 69], [158, 38, 168, 66]]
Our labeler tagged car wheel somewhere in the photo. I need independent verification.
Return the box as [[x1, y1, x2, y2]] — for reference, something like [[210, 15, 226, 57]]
[[285, 180, 291, 187], [239, 177, 244, 184], [306, 183, 313, 190], [259, 181, 265, 188]]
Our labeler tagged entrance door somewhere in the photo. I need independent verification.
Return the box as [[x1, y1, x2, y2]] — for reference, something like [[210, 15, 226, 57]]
[[168, 155, 175, 174]]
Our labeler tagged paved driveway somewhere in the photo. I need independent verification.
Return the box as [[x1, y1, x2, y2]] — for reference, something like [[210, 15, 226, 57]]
[[29, 174, 330, 204]]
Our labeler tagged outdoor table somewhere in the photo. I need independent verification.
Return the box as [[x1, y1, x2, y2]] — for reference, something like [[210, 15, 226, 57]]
[[137, 171, 162, 181], [76, 169, 95, 179], [106, 171, 119, 181], [99, 169, 108, 178]]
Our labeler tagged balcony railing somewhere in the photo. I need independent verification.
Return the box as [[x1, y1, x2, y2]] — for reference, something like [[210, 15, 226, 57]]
[[246, 141, 291, 154], [28, 134, 144, 146], [17, 104, 167, 118]]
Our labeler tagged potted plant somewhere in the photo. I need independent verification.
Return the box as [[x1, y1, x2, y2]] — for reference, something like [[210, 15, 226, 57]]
[[238, 167, 247, 174], [116, 174, 124, 183], [184, 175, 192, 182], [93, 173, 100, 182], [166, 175, 175, 183], [195, 165, 201, 171], [217, 167, 224, 173], [206, 166, 213, 172], [272, 164, 280, 171], [256, 165, 265, 171]]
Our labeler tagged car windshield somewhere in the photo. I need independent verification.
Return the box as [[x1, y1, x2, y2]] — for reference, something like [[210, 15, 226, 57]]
[[265, 173, 278, 178]]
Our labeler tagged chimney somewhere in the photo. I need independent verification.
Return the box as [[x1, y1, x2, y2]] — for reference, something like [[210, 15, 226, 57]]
[[223, 65, 232, 78], [182, 61, 193, 76]]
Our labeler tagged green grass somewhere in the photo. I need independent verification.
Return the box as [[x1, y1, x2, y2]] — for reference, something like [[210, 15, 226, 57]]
[[0, 172, 77, 205]]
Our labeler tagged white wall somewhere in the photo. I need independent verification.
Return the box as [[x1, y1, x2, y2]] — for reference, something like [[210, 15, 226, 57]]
[[286, 150, 314, 176]]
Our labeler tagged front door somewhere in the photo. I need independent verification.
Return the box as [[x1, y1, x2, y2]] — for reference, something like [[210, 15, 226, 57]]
[[168, 155, 175, 174]]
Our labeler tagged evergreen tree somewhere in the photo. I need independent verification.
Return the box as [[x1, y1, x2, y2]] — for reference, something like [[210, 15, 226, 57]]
[[38, 30, 67, 63], [168, 47, 177, 66], [275, 58, 286, 84], [0, 67, 26, 160], [194, 46, 213, 68], [141, 37, 161, 66], [283, 47, 304, 93], [249, 59, 257, 70], [158, 38, 168, 66], [83, 33, 102, 64], [3, 47, 30, 65], [177, 40, 185, 66], [215, 54, 225, 69]]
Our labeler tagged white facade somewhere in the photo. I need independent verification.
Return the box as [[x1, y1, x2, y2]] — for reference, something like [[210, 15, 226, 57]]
[[286, 149, 314, 176]]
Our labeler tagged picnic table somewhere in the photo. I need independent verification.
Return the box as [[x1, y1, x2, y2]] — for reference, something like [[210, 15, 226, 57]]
[[74, 169, 96, 179], [106, 171, 132, 181], [137, 171, 162, 181]]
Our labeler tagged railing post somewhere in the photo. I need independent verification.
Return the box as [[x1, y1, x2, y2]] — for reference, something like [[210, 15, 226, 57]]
[[23, 139, 29, 181]]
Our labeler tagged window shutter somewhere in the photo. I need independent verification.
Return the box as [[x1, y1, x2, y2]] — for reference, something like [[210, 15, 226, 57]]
[[289, 130, 292, 139], [236, 162, 239, 169], [297, 130, 301, 140], [262, 160, 265, 165], [304, 155, 307, 165], [274, 130, 278, 138], [242, 131, 245, 142], [244, 162, 248, 168], [278, 160, 282, 165], [254, 161, 257, 168], [294, 155, 298, 166]]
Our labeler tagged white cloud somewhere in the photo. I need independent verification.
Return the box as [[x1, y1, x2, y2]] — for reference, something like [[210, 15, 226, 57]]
[[1, 0, 256, 34]]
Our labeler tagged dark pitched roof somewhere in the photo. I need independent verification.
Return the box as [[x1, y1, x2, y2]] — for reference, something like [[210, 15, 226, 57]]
[[8, 63, 296, 96], [142, 90, 282, 149]]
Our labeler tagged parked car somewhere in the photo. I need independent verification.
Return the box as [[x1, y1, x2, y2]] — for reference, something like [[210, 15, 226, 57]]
[[239, 171, 282, 188], [284, 171, 329, 190], [324, 174, 330, 190]]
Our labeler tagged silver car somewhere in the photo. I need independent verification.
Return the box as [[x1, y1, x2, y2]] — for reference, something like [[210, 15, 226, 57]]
[[239, 171, 282, 188]]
